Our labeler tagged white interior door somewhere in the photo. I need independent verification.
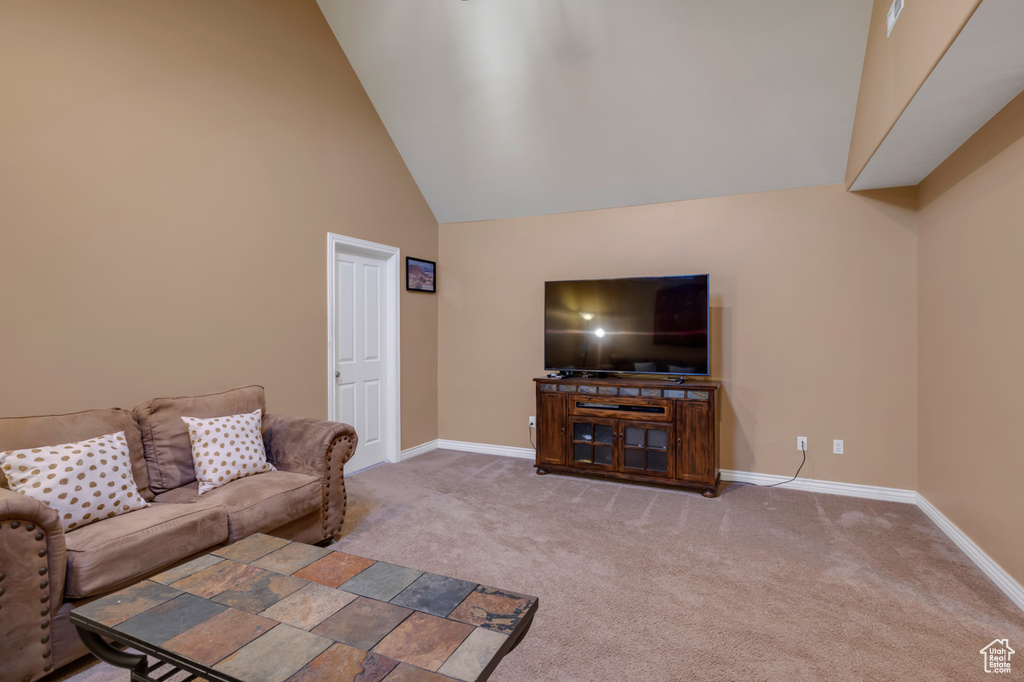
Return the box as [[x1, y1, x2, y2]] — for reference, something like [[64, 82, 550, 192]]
[[334, 249, 389, 473]]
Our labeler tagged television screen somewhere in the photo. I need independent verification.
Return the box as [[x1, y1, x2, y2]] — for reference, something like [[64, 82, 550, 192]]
[[544, 275, 709, 376]]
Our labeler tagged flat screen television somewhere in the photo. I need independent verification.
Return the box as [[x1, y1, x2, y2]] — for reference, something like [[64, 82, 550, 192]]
[[544, 274, 709, 376]]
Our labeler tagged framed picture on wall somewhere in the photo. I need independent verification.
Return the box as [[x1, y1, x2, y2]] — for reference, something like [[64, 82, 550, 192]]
[[406, 257, 436, 293]]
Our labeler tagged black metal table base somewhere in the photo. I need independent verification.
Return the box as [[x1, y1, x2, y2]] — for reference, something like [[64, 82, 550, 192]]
[[76, 628, 200, 682]]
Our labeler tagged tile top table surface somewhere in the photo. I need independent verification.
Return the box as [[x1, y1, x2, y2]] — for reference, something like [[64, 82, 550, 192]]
[[70, 534, 538, 682]]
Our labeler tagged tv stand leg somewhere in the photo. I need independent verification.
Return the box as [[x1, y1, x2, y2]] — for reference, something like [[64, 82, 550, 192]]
[[536, 467, 549, 475], [702, 487, 718, 498]]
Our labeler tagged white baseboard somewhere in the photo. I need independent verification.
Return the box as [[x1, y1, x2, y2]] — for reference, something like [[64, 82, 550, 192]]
[[720, 469, 920, 504], [915, 494, 1024, 611], [400, 439, 534, 461], [398, 439, 1023, 612], [436, 439, 535, 459], [398, 440, 440, 461]]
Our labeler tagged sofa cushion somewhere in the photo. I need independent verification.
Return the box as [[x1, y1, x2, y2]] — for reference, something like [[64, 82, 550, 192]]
[[152, 470, 320, 542], [0, 407, 153, 501], [1, 431, 149, 532], [134, 385, 266, 495], [64, 501, 228, 599]]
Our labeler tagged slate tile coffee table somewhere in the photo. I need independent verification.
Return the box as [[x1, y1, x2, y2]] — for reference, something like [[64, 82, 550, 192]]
[[70, 534, 538, 682]]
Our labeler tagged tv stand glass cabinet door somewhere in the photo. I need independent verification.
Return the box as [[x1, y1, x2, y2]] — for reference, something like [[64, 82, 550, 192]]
[[567, 417, 673, 478], [621, 422, 672, 478], [568, 418, 616, 468]]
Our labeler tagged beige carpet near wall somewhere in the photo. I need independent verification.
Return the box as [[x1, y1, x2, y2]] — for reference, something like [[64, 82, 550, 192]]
[[55, 450, 1023, 682]]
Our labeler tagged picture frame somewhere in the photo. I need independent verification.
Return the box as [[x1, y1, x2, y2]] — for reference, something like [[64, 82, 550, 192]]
[[406, 257, 436, 293]]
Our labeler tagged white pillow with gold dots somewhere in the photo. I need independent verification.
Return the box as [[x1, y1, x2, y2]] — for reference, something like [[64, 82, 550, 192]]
[[181, 409, 275, 495], [0, 431, 150, 532]]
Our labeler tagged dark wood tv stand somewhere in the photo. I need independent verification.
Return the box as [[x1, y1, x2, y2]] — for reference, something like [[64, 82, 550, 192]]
[[534, 376, 721, 497]]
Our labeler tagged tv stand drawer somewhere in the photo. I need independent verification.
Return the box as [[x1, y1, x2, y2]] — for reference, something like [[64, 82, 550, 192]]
[[569, 396, 672, 422]]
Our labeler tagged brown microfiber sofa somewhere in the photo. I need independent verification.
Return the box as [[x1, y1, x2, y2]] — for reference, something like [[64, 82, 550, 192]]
[[0, 386, 357, 682]]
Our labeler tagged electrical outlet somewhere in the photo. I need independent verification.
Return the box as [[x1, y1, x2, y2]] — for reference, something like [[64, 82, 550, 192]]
[[797, 436, 807, 451], [529, 416, 536, 428], [833, 439, 844, 455]]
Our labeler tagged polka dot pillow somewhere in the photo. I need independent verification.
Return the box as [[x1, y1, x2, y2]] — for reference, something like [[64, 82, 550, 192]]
[[181, 409, 275, 495], [0, 431, 150, 532]]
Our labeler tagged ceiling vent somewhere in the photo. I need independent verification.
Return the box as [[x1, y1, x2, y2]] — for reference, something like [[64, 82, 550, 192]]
[[887, 0, 904, 38]]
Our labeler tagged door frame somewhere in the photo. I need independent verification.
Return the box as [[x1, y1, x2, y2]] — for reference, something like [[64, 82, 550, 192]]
[[326, 233, 401, 465]]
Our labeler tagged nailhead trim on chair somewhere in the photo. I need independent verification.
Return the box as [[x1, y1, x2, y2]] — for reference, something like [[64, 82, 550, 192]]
[[34, 522, 53, 675], [0, 520, 54, 682], [323, 434, 355, 541], [323, 436, 338, 539]]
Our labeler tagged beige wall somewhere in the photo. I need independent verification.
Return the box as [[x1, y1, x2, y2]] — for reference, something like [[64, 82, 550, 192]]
[[845, 0, 980, 187], [917, 103, 1024, 585], [0, 0, 438, 448], [919, 88, 1024, 207], [439, 184, 919, 489]]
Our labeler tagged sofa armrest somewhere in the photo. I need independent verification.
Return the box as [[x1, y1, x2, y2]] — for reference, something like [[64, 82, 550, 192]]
[[1, 487, 68, 680], [262, 414, 358, 541]]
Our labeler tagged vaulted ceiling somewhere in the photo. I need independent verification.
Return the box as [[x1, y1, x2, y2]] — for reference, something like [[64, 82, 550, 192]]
[[317, 0, 874, 223]]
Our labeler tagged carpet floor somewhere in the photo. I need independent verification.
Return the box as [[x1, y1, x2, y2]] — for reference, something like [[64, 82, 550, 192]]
[[54, 449, 1023, 681]]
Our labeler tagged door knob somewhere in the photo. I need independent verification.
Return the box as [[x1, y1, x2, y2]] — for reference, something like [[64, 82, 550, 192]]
[[335, 371, 341, 379]]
